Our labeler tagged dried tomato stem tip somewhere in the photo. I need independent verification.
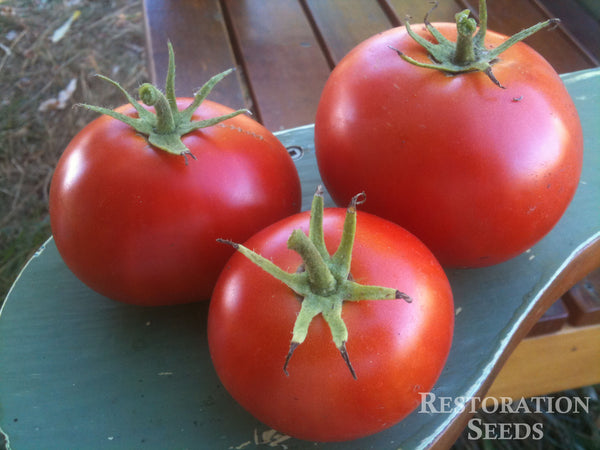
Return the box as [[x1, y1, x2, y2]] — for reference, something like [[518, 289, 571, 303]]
[[217, 186, 411, 379], [77, 41, 250, 157], [392, 0, 560, 87]]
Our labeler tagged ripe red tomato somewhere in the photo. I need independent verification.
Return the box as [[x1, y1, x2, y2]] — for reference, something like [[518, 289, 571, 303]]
[[208, 194, 454, 442], [49, 98, 301, 305], [314, 21, 583, 267]]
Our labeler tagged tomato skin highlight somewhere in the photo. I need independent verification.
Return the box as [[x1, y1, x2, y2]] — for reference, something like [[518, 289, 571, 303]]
[[208, 209, 454, 442], [314, 24, 583, 267], [49, 99, 301, 305]]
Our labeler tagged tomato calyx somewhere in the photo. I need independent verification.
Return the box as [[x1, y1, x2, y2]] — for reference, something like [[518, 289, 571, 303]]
[[78, 42, 250, 159], [218, 186, 412, 379], [389, 0, 560, 88]]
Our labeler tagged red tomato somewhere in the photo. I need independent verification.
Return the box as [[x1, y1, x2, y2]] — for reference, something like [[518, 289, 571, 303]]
[[314, 23, 583, 267], [49, 99, 301, 305], [208, 204, 454, 441]]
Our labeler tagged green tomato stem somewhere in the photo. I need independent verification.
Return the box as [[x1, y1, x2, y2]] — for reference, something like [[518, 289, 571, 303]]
[[453, 10, 478, 65], [219, 186, 412, 379], [287, 230, 337, 296], [393, 0, 560, 88], [78, 41, 250, 158], [139, 83, 176, 135]]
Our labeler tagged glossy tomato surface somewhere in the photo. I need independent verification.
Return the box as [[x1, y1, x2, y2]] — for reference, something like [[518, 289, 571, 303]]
[[49, 99, 301, 305], [208, 208, 454, 442], [315, 24, 583, 267]]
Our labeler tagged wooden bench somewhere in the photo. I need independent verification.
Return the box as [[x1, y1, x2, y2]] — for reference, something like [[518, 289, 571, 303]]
[[143, 0, 599, 130]]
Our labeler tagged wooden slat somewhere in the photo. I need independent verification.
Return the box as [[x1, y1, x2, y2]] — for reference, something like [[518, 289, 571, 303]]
[[536, 0, 600, 63], [303, 0, 393, 66], [143, 0, 246, 109], [563, 268, 600, 326], [526, 299, 569, 337], [223, 0, 331, 131], [460, 0, 597, 73], [578, 0, 600, 19], [484, 324, 600, 403], [384, 0, 465, 24]]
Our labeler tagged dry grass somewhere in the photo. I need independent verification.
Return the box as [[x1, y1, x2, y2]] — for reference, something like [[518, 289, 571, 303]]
[[1, 3, 598, 448], [0, 0, 148, 302]]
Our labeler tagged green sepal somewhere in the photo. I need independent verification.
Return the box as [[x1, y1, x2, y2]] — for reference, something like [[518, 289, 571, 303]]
[[393, 0, 560, 87], [78, 42, 250, 157], [218, 186, 412, 379]]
